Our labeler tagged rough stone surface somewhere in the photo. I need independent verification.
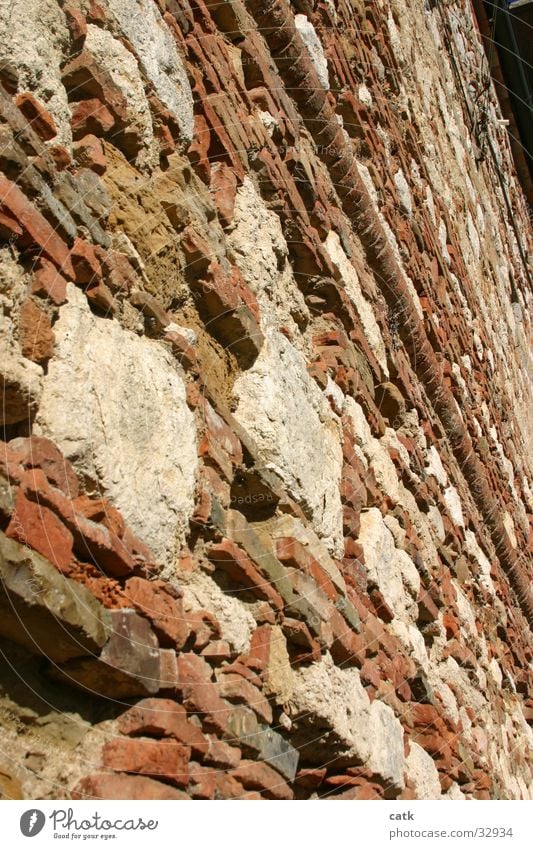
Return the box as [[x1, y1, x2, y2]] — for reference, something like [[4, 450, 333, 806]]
[[35, 285, 197, 564], [101, 0, 193, 145], [233, 330, 344, 555]]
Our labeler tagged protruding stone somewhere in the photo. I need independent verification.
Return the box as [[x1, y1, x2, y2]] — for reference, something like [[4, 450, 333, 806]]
[[0, 531, 111, 662], [54, 609, 160, 697]]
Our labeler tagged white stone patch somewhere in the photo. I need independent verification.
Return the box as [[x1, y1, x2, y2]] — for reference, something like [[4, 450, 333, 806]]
[[292, 655, 405, 790], [424, 445, 448, 487], [502, 511, 518, 548], [453, 584, 478, 639], [488, 658, 503, 689], [357, 508, 418, 619], [427, 505, 446, 543], [366, 699, 406, 791], [384, 514, 406, 548], [101, 0, 193, 143], [438, 219, 451, 265], [258, 110, 278, 137], [294, 14, 329, 90], [0, 0, 72, 147], [425, 185, 436, 224], [389, 618, 429, 671], [406, 742, 442, 799], [394, 168, 413, 218], [358, 84, 373, 108], [464, 530, 494, 594], [233, 330, 344, 555], [473, 331, 484, 361], [382, 428, 410, 469], [324, 231, 389, 376], [439, 657, 486, 712], [228, 178, 309, 336], [444, 484, 465, 528], [35, 285, 197, 564], [345, 399, 400, 504], [467, 211, 480, 260]]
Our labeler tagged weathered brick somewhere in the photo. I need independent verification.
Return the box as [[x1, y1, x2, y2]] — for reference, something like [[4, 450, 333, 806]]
[[6, 489, 74, 572], [72, 773, 189, 800], [15, 92, 57, 141], [124, 577, 189, 649], [102, 737, 190, 787], [118, 698, 208, 758], [230, 760, 293, 800]]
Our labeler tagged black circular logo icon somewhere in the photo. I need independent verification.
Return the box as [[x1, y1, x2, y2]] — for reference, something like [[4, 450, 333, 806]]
[[20, 810, 46, 837]]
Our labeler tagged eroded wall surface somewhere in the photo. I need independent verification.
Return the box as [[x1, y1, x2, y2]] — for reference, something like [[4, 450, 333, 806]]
[[0, 0, 531, 800]]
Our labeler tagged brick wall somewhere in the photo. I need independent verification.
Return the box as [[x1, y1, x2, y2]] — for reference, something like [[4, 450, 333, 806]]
[[0, 0, 531, 800]]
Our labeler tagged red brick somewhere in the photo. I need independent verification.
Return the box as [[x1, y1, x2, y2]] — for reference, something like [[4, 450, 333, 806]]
[[15, 92, 57, 141], [70, 98, 115, 138], [328, 607, 365, 667], [418, 588, 439, 622], [216, 673, 273, 724], [188, 113, 211, 180], [214, 773, 246, 799], [188, 762, 217, 799], [204, 735, 241, 769], [73, 134, 106, 174], [64, 4, 87, 51], [31, 258, 68, 305], [282, 617, 322, 663], [207, 540, 284, 610], [20, 468, 134, 576], [48, 145, 72, 171], [118, 698, 208, 759], [70, 237, 102, 285], [246, 624, 272, 672], [443, 612, 459, 639], [276, 536, 337, 600], [10, 435, 79, 497], [72, 495, 125, 538], [370, 588, 395, 623], [158, 648, 179, 691], [230, 760, 293, 800], [187, 609, 221, 650], [6, 489, 73, 571], [329, 783, 383, 800], [124, 577, 189, 649], [102, 737, 190, 787], [294, 768, 327, 789], [0, 177, 73, 275], [72, 773, 190, 800], [18, 299, 54, 364], [177, 653, 229, 734], [210, 163, 238, 227], [0, 209, 23, 240], [201, 641, 232, 666], [98, 249, 138, 294]]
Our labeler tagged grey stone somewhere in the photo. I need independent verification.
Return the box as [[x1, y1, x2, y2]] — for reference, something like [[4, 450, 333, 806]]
[[225, 705, 299, 781], [54, 609, 161, 697], [0, 473, 15, 518], [0, 532, 111, 662]]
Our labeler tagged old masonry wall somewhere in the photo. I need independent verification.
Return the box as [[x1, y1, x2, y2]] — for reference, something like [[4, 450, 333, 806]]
[[0, 0, 531, 800]]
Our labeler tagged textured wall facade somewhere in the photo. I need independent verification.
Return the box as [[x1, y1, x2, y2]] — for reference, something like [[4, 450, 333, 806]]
[[0, 0, 531, 800]]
